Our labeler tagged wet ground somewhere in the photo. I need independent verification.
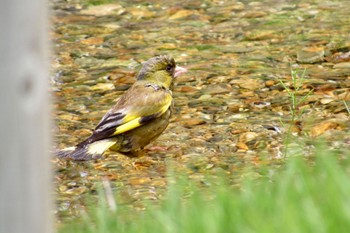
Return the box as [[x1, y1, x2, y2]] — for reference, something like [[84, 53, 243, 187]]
[[52, 0, 350, 221]]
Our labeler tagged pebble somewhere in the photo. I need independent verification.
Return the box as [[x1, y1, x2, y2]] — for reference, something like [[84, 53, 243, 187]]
[[80, 4, 125, 16], [297, 47, 325, 63], [90, 83, 115, 91], [169, 9, 197, 20], [181, 118, 206, 128], [333, 62, 350, 69], [239, 132, 258, 143], [309, 121, 339, 137], [242, 11, 268, 18]]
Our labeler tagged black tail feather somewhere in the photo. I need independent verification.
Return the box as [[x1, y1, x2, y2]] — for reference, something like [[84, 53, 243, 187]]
[[56, 145, 102, 161]]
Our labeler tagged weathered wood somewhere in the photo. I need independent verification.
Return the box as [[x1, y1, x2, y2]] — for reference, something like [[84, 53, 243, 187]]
[[0, 0, 52, 233]]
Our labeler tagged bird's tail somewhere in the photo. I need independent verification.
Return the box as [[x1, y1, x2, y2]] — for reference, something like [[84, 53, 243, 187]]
[[57, 139, 116, 161]]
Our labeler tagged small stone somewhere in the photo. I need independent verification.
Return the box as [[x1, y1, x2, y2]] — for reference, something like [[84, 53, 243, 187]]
[[250, 101, 271, 109], [197, 94, 212, 100], [204, 84, 231, 94], [309, 121, 339, 137], [128, 7, 155, 19], [90, 83, 115, 91], [176, 75, 196, 83], [265, 80, 275, 87], [326, 51, 350, 63], [228, 103, 242, 112], [231, 2, 245, 11], [239, 132, 258, 143], [281, 4, 297, 10], [157, 43, 177, 50], [99, 59, 131, 69], [242, 11, 267, 18], [188, 97, 226, 107], [80, 37, 104, 45], [64, 187, 88, 196], [231, 78, 264, 90], [58, 114, 80, 121], [73, 129, 91, 137], [176, 86, 199, 93], [245, 30, 275, 40], [181, 118, 206, 128], [320, 98, 335, 104], [236, 142, 249, 151], [297, 47, 325, 64], [129, 177, 152, 186], [151, 179, 166, 187], [125, 41, 146, 50], [333, 62, 350, 69], [169, 10, 196, 20], [81, 4, 125, 16]]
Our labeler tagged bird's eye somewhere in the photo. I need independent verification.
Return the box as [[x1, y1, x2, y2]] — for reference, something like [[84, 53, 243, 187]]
[[166, 65, 173, 72]]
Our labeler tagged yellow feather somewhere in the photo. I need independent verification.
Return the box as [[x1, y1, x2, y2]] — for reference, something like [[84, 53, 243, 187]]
[[112, 93, 172, 135], [122, 115, 135, 123], [160, 93, 172, 114], [87, 140, 116, 155], [113, 117, 142, 134]]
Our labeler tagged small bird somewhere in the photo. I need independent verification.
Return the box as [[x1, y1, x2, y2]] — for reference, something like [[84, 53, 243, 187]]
[[57, 55, 187, 161]]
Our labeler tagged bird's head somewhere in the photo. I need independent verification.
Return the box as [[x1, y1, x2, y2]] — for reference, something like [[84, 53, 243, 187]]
[[137, 55, 187, 89]]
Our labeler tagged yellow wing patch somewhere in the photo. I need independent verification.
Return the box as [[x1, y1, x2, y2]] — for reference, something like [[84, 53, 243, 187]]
[[112, 93, 172, 135], [113, 117, 143, 135]]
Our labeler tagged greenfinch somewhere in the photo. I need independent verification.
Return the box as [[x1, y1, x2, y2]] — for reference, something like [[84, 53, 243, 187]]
[[57, 55, 187, 161]]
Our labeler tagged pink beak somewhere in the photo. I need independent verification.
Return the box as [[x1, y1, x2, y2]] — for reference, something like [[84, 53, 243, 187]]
[[174, 66, 187, 78]]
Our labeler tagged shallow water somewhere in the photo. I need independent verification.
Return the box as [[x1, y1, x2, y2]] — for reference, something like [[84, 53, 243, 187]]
[[52, 0, 350, 221]]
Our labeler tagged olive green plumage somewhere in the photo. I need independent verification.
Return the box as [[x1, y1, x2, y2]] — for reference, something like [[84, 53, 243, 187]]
[[57, 55, 187, 161]]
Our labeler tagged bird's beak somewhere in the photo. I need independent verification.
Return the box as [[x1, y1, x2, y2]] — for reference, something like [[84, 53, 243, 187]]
[[174, 66, 187, 78]]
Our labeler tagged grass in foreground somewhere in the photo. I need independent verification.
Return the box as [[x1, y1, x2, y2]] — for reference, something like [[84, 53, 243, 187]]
[[59, 146, 350, 233], [278, 67, 313, 157]]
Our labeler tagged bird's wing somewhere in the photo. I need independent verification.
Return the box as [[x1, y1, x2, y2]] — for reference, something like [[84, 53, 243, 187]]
[[87, 83, 172, 143]]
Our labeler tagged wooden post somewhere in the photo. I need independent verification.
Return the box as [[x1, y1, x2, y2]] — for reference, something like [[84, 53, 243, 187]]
[[0, 0, 52, 233]]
